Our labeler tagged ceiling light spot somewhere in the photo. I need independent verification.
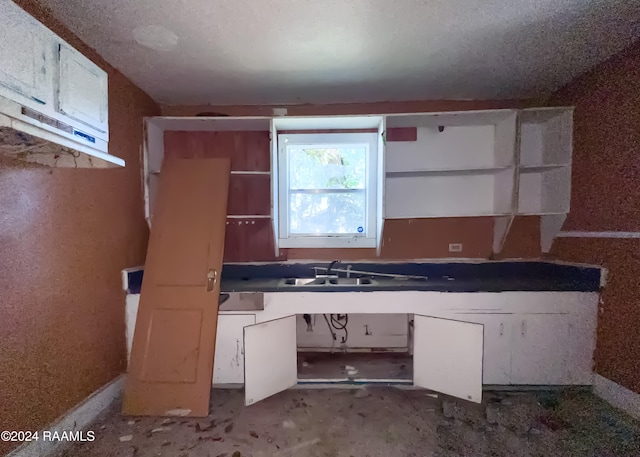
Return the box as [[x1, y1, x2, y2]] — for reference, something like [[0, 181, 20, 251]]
[[133, 25, 178, 51]]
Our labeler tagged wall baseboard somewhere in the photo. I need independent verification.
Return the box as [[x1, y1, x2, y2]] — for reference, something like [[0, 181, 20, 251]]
[[594, 374, 640, 420], [7, 375, 124, 457]]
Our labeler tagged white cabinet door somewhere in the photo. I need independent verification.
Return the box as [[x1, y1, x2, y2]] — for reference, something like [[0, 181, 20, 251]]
[[0, 0, 54, 106], [456, 313, 512, 384], [244, 315, 297, 406], [510, 314, 594, 385], [413, 315, 484, 403], [57, 45, 108, 133], [213, 314, 256, 385]]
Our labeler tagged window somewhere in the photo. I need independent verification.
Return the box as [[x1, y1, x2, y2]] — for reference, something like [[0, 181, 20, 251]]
[[277, 132, 378, 248]]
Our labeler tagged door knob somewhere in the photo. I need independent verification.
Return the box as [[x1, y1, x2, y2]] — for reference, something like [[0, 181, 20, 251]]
[[207, 269, 217, 292]]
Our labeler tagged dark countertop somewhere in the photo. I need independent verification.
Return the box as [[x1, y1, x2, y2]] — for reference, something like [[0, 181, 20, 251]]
[[124, 261, 601, 295], [219, 261, 601, 293]]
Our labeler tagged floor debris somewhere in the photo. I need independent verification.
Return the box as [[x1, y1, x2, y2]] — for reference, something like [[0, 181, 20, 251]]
[[57, 388, 640, 457], [195, 420, 216, 432], [275, 438, 321, 455], [353, 387, 369, 398]]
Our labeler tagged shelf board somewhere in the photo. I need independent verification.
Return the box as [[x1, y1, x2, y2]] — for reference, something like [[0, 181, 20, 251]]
[[518, 164, 569, 172], [516, 211, 568, 216], [226, 215, 271, 219], [230, 170, 271, 175], [386, 166, 513, 178], [384, 212, 513, 219], [149, 170, 271, 175]]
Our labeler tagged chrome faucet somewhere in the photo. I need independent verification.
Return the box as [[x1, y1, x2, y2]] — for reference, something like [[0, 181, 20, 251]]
[[327, 260, 341, 276], [315, 260, 341, 278]]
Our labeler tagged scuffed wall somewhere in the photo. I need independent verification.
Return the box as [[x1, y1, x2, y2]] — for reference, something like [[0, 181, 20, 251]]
[[0, 1, 159, 454], [548, 40, 640, 393]]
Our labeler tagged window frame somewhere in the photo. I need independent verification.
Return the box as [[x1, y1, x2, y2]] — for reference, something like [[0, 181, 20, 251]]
[[277, 132, 378, 248]]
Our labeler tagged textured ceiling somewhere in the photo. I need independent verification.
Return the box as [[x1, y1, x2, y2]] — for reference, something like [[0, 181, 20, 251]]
[[40, 0, 640, 105]]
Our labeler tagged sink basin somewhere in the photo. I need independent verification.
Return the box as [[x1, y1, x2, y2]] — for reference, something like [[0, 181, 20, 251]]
[[279, 277, 378, 287], [281, 278, 320, 286], [328, 277, 377, 286]]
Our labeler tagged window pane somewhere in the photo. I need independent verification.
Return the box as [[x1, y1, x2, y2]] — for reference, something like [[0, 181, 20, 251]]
[[288, 145, 366, 190], [289, 192, 366, 234]]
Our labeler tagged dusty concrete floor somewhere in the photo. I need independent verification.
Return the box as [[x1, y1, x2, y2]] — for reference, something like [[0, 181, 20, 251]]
[[58, 387, 640, 457]]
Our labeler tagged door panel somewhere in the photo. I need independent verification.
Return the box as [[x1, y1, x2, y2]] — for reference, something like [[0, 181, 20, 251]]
[[511, 314, 593, 385], [414, 315, 484, 403], [213, 314, 256, 385], [57, 45, 108, 133], [123, 159, 230, 417], [141, 307, 203, 383], [455, 314, 512, 384], [244, 316, 297, 406]]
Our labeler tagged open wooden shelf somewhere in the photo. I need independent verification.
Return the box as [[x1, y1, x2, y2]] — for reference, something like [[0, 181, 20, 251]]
[[519, 164, 570, 172], [386, 166, 513, 177]]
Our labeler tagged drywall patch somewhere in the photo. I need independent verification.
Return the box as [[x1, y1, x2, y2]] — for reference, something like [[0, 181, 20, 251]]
[[133, 25, 178, 51]]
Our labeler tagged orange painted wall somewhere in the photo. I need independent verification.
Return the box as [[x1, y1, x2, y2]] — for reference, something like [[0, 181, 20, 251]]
[[547, 40, 640, 393], [0, 1, 159, 454]]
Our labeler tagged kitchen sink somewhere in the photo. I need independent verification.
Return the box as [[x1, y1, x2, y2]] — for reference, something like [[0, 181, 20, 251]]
[[328, 277, 376, 285], [281, 278, 320, 286], [279, 277, 378, 287]]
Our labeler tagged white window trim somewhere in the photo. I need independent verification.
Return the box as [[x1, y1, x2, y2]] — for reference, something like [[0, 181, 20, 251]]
[[277, 132, 378, 248]]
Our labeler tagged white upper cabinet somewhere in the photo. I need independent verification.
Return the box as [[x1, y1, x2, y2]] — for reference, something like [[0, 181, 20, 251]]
[[57, 45, 108, 134], [0, 0, 54, 108], [380, 107, 572, 253], [517, 108, 572, 216], [519, 108, 572, 168], [0, 0, 115, 167], [516, 107, 573, 252], [384, 110, 517, 219]]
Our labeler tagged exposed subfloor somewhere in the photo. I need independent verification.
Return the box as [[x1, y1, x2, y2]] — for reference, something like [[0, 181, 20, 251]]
[[297, 352, 413, 380], [57, 388, 640, 457]]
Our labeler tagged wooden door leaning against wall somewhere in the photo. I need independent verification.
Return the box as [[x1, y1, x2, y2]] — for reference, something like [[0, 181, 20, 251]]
[[123, 158, 230, 417]]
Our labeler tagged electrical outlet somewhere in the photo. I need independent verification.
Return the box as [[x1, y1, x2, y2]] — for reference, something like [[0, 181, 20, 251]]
[[448, 243, 463, 253]]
